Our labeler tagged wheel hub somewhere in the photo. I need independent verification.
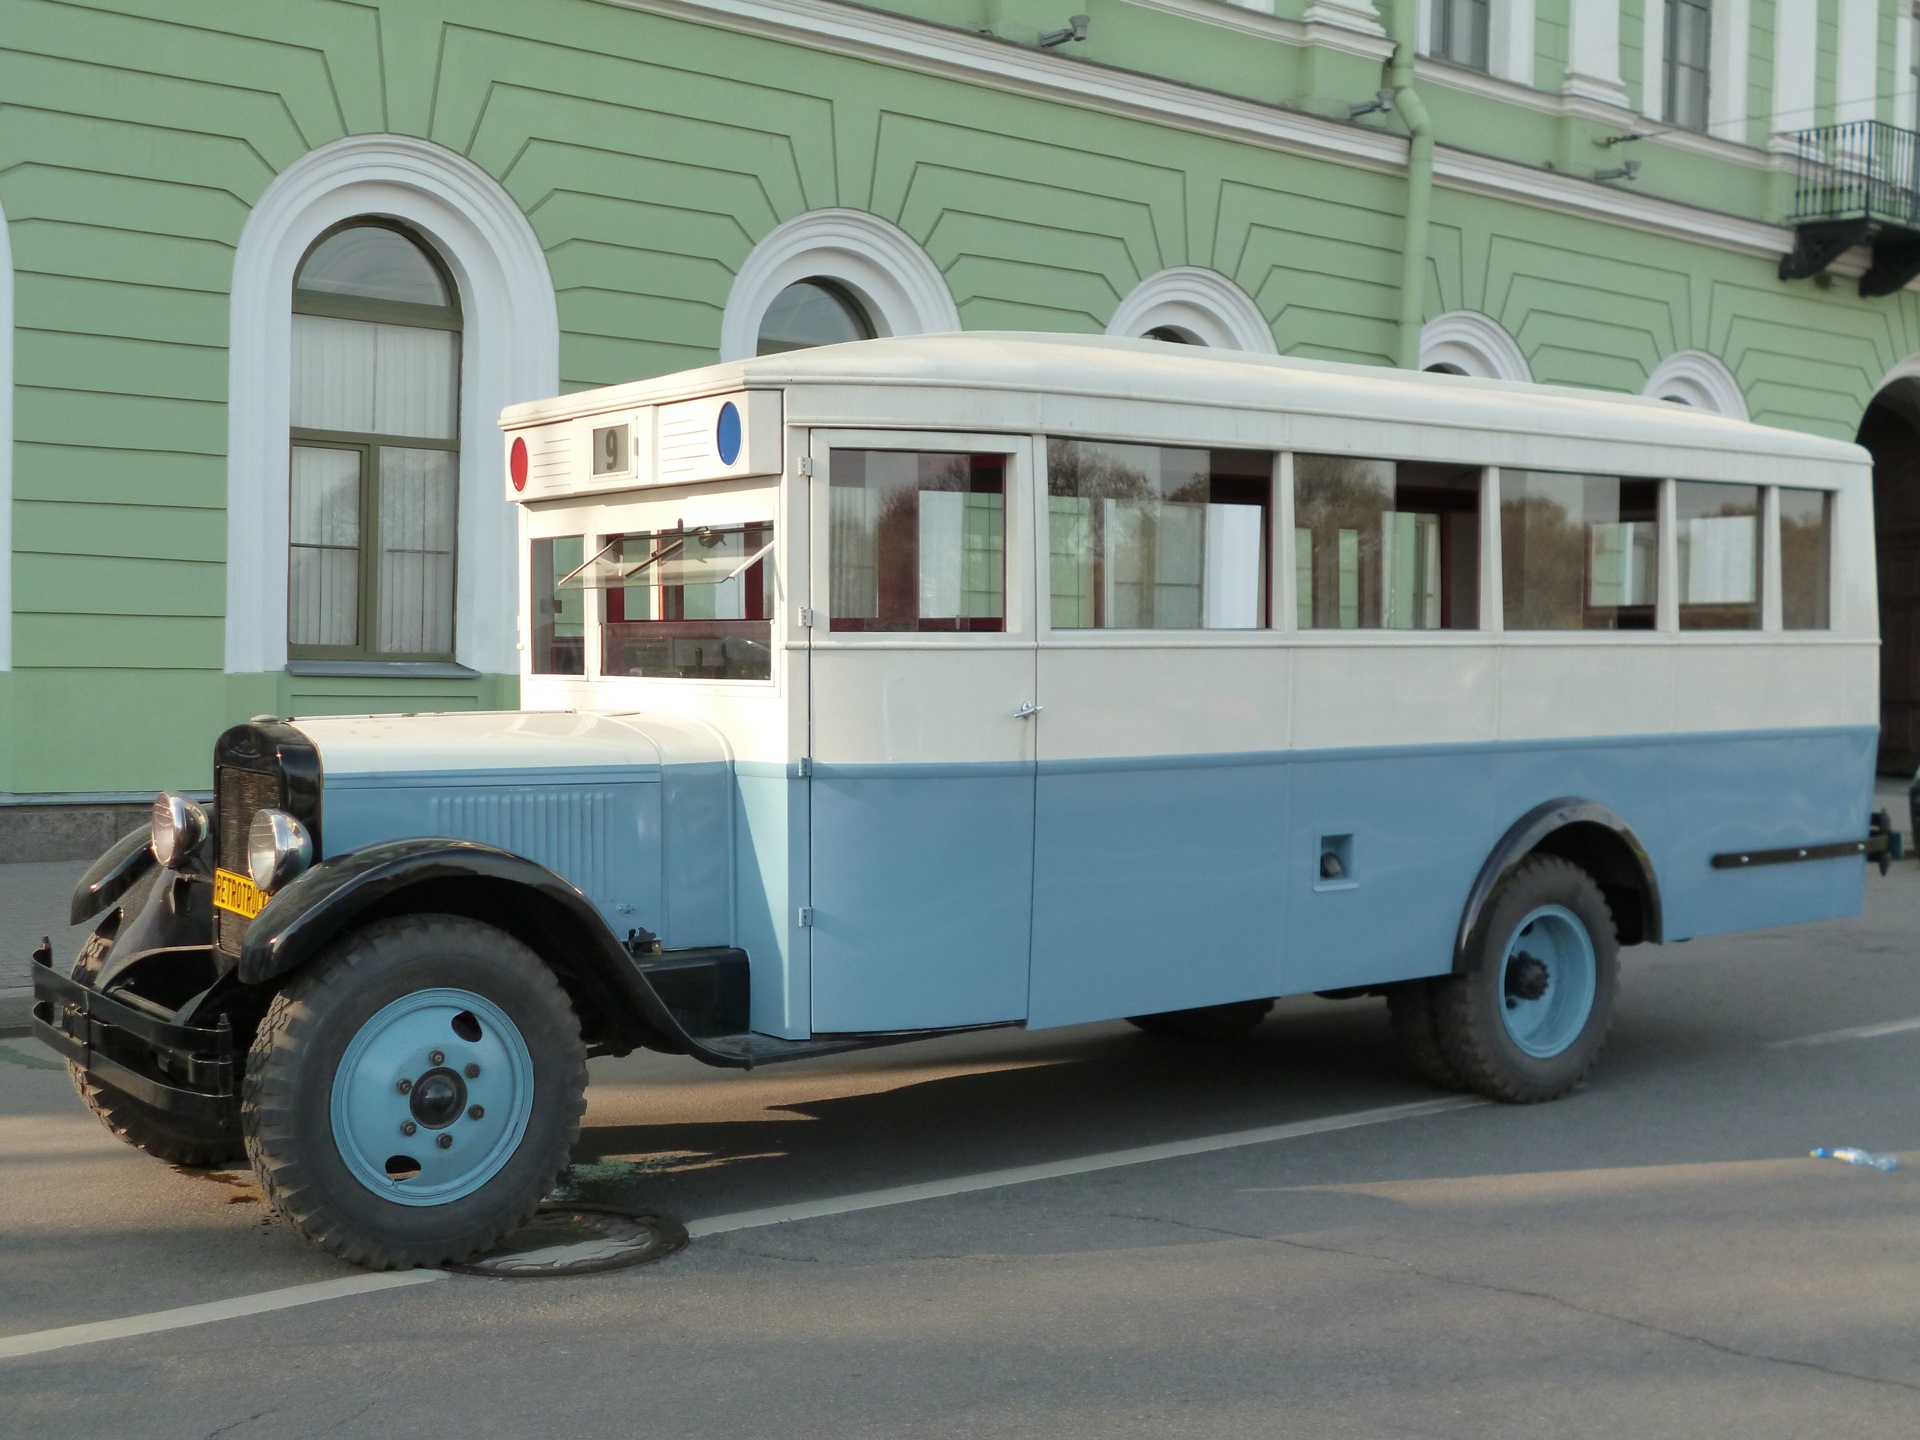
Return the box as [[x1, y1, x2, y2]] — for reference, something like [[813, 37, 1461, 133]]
[[329, 988, 536, 1206], [408, 1067, 468, 1129], [1504, 951, 1550, 1005]]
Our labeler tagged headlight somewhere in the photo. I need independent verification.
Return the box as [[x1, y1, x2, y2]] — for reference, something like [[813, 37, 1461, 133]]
[[247, 809, 313, 893], [150, 792, 207, 870]]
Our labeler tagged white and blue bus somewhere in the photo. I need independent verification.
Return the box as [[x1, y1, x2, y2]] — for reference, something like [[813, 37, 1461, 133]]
[[37, 334, 1883, 1266]]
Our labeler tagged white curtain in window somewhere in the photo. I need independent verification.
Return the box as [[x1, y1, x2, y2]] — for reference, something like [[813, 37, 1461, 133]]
[[292, 315, 458, 439], [1203, 504, 1263, 629], [376, 447, 457, 654], [1678, 514, 1757, 604], [288, 445, 361, 647]]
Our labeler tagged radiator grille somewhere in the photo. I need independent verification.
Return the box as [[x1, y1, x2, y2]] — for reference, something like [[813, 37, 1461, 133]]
[[215, 765, 281, 955]]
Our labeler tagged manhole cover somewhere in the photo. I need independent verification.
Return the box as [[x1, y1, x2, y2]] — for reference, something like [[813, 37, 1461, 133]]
[[448, 1206, 687, 1278]]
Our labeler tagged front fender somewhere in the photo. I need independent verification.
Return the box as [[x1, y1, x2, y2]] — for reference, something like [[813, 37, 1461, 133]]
[[238, 838, 747, 1065]]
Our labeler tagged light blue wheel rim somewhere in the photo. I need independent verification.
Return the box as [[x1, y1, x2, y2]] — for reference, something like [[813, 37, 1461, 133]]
[[1499, 904, 1597, 1059], [329, 988, 535, 1207]]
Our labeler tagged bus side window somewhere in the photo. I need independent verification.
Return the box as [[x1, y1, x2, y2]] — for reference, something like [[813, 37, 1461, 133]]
[[1779, 487, 1832, 630], [1293, 456, 1480, 630], [1500, 471, 1659, 631], [1046, 440, 1271, 630], [829, 451, 1006, 632], [529, 535, 585, 674], [1675, 481, 1761, 630]]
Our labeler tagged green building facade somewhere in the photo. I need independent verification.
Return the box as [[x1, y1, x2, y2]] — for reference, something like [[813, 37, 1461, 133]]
[[5, 0, 1920, 799]]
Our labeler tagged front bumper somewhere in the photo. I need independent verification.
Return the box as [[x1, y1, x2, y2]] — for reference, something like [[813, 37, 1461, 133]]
[[31, 940, 237, 1129]]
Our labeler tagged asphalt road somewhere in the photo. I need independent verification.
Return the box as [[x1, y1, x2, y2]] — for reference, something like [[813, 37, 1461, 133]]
[[5, 861, 1920, 1438]]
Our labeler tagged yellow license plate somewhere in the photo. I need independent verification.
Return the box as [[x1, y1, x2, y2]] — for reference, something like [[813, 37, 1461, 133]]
[[213, 868, 266, 920]]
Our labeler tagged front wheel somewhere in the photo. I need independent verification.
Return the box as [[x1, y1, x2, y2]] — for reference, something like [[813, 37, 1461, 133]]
[[242, 915, 586, 1269], [1430, 855, 1619, 1103], [69, 1063, 243, 1168]]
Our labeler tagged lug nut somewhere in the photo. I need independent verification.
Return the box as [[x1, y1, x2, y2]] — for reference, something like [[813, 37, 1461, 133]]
[[429, 1050, 445, 1065], [401, 1120, 417, 1136], [468, 1105, 484, 1121], [436, 1134, 453, 1149], [464, 1063, 480, 1078], [396, 1078, 413, 1095]]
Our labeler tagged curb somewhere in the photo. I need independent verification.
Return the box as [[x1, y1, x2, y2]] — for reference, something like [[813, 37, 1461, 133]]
[[0, 987, 35, 1032]]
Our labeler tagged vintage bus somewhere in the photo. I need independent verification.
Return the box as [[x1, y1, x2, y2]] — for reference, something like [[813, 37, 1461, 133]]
[[36, 334, 1882, 1268]]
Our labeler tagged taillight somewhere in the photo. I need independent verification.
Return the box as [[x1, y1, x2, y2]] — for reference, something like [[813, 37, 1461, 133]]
[[510, 436, 528, 492]]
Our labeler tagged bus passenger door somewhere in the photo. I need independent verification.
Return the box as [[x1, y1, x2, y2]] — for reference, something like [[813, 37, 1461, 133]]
[[804, 431, 1038, 1034]]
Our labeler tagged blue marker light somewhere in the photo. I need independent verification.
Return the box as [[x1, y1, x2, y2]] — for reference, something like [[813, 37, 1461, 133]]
[[716, 401, 742, 466]]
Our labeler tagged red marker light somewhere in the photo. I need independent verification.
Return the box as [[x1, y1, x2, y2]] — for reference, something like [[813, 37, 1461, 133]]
[[509, 436, 529, 492]]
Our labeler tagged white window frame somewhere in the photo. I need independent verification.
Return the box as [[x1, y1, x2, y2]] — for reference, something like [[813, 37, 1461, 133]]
[[224, 135, 559, 678], [1643, 350, 1749, 419], [0, 195, 12, 673], [1418, 310, 1533, 381], [1106, 267, 1277, 353], [719, 210, 959, 363]]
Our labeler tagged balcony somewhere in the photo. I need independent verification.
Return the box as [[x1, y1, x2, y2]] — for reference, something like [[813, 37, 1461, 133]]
[[1780, 121, 1920, 296]]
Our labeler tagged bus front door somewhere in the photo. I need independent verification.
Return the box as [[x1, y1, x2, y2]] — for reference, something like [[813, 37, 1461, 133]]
[[803, 431, 1039, 1034]]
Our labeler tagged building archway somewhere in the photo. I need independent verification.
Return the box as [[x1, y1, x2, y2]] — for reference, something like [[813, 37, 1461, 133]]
[[1858, 370, 1920, 774]]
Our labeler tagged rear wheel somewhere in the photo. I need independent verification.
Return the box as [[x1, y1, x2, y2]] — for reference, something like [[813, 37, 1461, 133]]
[[1126, 999, 1274, 1041], [1430, 855, 1619, 1103], [69, 1063, 242, 1168], [243, 915, 586, 1269], [1385, 982, 1464, 1091]]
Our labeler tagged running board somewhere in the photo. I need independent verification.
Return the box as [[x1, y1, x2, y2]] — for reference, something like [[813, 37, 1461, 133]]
[[627, 947, 1013, 1069]]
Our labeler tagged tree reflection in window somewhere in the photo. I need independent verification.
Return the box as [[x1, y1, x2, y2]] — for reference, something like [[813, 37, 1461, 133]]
[[1501, 472, 1659, 630]]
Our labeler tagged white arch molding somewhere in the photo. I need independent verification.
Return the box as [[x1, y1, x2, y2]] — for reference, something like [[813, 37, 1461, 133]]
[[225, 135, 560, 676], [720, 209, 959, 362], [1105, 267, 1276, 353], [1642, 350, 1749, 419], [1418, 311, 1532, 382], [0, 194, 12, 673]]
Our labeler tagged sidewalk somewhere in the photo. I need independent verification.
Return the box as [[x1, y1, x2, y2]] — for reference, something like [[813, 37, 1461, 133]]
[[4, 779, 1913, 1032]]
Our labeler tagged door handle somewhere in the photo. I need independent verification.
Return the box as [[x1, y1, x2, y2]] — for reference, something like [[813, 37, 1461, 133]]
[[1014, 701, 1043, 719]]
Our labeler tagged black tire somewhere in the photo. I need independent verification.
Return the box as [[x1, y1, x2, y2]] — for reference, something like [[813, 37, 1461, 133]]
[[68, 1062, 244, 1168], [1126, 998, 1275, 1041], [1384, 981, 1465, 1091], [243, 915, 587, 1269], [1430, 855, 1619, 1103]]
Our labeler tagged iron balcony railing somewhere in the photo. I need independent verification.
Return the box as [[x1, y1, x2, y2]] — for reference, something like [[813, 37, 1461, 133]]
[[1785, 120, 1920, 227]]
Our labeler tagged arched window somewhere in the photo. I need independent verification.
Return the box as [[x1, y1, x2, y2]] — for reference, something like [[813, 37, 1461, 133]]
[[1105, 268, 1276, 354], [756, 278, 875, 355], [1641, 351, 1748, 419], [289, 222, 462, 659], [721, 209, 957, 363], [1418, 312, 1532, 382]]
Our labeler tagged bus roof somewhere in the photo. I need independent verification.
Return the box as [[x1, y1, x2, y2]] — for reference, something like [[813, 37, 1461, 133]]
[[502, 332, 1863, 467]]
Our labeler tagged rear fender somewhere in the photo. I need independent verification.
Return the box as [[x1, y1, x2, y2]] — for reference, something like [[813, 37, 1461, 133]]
[[1454, 798, 1662, 970]]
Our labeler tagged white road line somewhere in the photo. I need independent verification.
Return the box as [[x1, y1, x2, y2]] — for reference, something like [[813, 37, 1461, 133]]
[[0, 1094, 1481, 1361], [1766, 1015, 1920, 1049], [0, 1271, 448, 1361], [687, 1095, 1485, 1238]]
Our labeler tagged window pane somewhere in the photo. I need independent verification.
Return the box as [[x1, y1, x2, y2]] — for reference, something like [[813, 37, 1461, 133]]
[[292, 315, 458, 440], [1295, 456, 1479, 629], [1675, 482, 1760, 630], [296, 225, 451, 308], [830, 452, 1006, 631], [1501, 471, 1659, 630], [1780, 487, 1833, 630], [1047, 440, 1269, 630], [602, 524, 773, 679], [289, 445, 361, 649], [375, 447, 458, 656], [530, 536, 586, 674], [756, 279, 874, 355]]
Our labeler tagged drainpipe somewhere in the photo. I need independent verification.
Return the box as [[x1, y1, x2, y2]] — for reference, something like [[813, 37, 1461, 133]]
[[1387, 0, 1433, 370]]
